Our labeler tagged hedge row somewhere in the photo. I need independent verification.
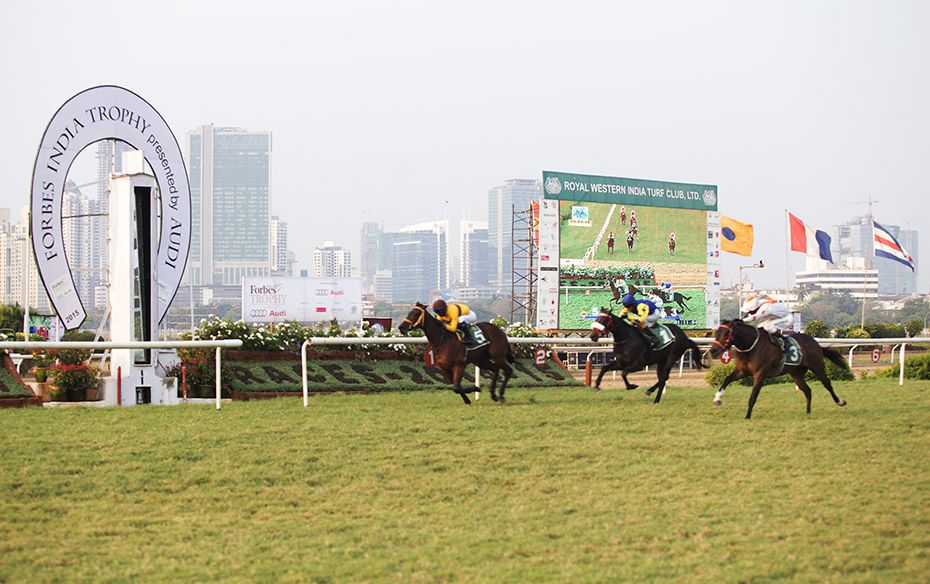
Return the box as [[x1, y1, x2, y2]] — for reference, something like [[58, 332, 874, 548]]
[[222, 358, 578, 393]]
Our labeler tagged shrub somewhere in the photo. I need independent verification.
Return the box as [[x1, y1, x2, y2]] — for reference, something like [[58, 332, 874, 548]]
[[878, 353, 930, 380], [46, 348, 92, 366], [804, 320, 829, 338], [48, 363, 99, 390], [904, 318, 924, 337]]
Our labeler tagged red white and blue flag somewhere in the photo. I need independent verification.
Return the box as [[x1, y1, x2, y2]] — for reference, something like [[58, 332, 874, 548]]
[[873, 221, 915, 271], [787, 211, 833, 263]]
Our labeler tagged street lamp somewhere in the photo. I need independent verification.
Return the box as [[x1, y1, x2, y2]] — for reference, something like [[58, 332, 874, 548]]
[[737, 260, 765, 308]]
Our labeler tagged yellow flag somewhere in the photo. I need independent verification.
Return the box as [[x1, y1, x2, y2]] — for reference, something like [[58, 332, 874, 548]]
[[720, 215, 754, 256]]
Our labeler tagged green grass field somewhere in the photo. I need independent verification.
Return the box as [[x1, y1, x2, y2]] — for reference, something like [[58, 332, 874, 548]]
[[560, 201, 707, 265], [560, 288, 708, 329], [2, 380, 929, 582]]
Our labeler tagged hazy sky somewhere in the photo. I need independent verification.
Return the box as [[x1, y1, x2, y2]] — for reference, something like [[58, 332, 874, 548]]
[[2, 1, 928, 291]]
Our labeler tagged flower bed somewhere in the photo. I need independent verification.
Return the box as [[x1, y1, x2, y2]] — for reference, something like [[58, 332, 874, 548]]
[[0, 353, 41, 407], [559, 265, 656, 287]]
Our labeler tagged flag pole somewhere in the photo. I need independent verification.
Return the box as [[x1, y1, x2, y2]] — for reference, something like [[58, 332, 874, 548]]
[[784, 209, 791, 293]]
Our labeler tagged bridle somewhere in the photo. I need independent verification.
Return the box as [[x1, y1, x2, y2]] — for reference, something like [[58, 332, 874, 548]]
[[402, 305, 426, 329], [590, 311, 615, 336], [712, 322, 760, 353]]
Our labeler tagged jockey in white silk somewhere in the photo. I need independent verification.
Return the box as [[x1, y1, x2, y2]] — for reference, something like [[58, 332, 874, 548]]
[[741, 295, 793, 333]]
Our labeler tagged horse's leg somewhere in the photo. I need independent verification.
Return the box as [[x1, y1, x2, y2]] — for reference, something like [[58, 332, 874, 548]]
[[745, 374, 766, 419], [483, 360, 501, 402], [651, 359, 674, 404], [496, 362, 513, 403], [791, 372, 813, 414], [810, 361, 847, 406], [620, 360, 646, 390], [452, 366, 471, 405], [594, 359, 623, 390], [713, 369, 745, 406]]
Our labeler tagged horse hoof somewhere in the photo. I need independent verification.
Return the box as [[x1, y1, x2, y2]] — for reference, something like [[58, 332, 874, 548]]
[[712, 400, 721, 407], [838, 400, 847, 407], [593, 386, 601, 392], [644, 389, 654, 396], [626, 384, 638, 391], [491, 395, 499, 402]]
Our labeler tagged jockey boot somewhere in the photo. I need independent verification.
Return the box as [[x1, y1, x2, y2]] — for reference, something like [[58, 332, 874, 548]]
[[641, 326, 658, 348], [461, 324, 475, 346]]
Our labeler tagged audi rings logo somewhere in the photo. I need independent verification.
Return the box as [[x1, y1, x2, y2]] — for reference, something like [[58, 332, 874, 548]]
[[250, 309, 268, 318], [315, 289, 330, 296]]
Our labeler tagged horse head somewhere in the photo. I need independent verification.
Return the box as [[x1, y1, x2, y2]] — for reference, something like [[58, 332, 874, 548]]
[[710, 319, 749, 358], [590, 308, 616, 341], [398, 302, 427, 335]]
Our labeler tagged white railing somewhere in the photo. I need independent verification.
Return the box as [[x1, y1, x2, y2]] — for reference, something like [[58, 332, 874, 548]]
[[298, 335, 930, 404], [1, 340, 243, 410]]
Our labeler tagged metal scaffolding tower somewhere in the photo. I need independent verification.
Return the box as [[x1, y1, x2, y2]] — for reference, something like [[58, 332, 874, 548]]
[[510, 204, 537, 324]]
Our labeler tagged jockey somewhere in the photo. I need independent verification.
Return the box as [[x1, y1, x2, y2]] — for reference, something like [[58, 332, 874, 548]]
[[620, 293, 660, 347], [432, 299, 478, 344], [669, 231, 676, 242], [741, 295, 793, 336]]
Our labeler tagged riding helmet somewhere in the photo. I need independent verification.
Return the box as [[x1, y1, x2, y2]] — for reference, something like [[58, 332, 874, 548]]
[[622, 294, 637, 308], [432, 299, 447, 315]]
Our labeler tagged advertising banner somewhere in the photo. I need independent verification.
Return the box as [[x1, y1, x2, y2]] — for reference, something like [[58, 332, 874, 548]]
[[242, 277, 362, 324], [538, 170, 720, 330], [30, 86, 191, 329]]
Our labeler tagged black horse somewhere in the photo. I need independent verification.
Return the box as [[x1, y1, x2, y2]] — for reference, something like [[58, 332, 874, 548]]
[[652, 288, 691, 313], [398, 303, 515, 404], [709, 319, 848, 419], [589, 308, 703, 402]]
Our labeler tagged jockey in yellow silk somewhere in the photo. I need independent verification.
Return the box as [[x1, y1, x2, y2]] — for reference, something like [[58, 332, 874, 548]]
[[432, 299, 478, 344]]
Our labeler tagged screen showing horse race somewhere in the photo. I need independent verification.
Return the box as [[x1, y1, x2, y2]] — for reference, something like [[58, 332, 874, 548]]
[[535, 170, 721, 331]]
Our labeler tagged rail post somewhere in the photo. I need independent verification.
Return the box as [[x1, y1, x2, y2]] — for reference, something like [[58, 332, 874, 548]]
[[900, 343, 906, 386], [181, 366, 187, 402], [474, 365, 480, 401], [585, 353, 593, 386], [116, 366, 122, 406], [678, 354, 685, 378], [301, 339, 311, 407], [215, 347, 222, 410], [847, 344, 858, 368]]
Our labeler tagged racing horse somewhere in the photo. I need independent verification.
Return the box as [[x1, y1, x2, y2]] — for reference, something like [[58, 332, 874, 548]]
[[589, 308, 703, 403], [608, 280, 643, 306], [607, 232, 615, 254], [709, 319, 848, 419], [626, 230, 635, 252], [398, 303, 515, 404], [652, 288, 691, 313], [668, 234, 676, 256]]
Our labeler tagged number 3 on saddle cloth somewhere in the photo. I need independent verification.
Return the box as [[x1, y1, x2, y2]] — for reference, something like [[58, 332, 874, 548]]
[[773, 334, 803, 368], [455, 324, 490, 351]]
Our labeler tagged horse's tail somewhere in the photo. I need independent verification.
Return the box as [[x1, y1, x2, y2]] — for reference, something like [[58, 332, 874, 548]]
[[822, 347, 849, 370], [688, 338, 704, 370], [507, 348, 516, 364]]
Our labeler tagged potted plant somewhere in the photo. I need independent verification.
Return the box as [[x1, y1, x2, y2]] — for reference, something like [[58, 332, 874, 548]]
[[47, 349, 100, 401], [31, 351, 53, 383]]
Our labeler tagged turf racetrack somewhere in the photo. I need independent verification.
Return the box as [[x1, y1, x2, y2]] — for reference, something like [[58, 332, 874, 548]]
[[560, 201, 708, 266], [2, 380, 928, 582]]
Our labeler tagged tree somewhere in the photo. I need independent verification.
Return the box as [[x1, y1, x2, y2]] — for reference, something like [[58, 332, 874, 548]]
[[720, 293, 740, 321], [0, 303, 26, 333], [905, 318, 924, 337], [804, 320, 829, 338]]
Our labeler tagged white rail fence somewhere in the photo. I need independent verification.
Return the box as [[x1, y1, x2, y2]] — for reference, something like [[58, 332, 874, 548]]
[[1, 340, 243, 410], [7, 336, 925, 409], [298, 336, 929, 407]]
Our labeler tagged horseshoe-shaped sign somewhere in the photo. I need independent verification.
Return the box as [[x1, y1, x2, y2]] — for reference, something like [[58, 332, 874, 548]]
[[31, 86, 191, 329]]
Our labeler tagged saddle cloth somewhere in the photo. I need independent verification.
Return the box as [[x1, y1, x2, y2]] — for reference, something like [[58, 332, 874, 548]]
[[649, 323, 675, 349], [456, 324, 490, 351], [775, 334, 803, 367]]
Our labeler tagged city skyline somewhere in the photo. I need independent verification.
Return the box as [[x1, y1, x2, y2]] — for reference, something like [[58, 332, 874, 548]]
[[2, 3, 928, 294]]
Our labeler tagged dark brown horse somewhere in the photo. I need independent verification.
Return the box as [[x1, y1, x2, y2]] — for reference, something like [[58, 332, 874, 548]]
[[398, 303, 515, 404], [709, 319, 848, 419], [589, 308, 703, 402], [668, 235, 676, 256]]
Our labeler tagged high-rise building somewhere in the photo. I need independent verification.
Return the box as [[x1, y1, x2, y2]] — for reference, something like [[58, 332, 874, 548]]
[[459, 219, 489, 287], [96, 140, 133, 199], [313, 241, 352, 278], [488, 179, 540, 287], [270, 215, 291, 276], [0, 207, 51, 312], [61, 182, 108, 307], [391, 220, 449, 303], [360, 221, 382, 294], [185, 125, 272, 286], [829, 216, 918, 296]]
